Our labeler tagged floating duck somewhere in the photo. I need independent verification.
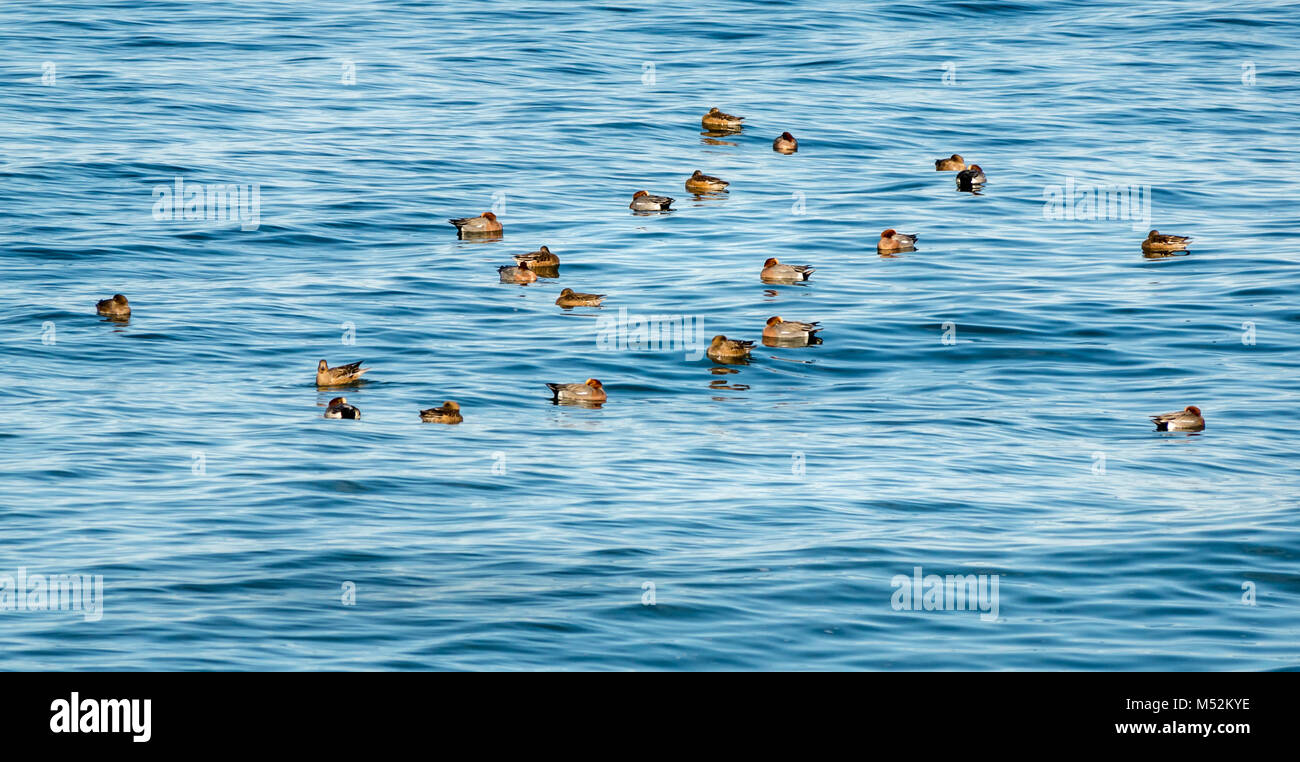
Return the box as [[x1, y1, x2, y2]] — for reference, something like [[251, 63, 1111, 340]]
[[555, 288, 604, 308], [761, 257, 815, 283], [685, 170, 729, 193], [707, 335, 755, 363], [513, 246, 559, 267], [701, 107, 744, 131], [96, 294, 130, 319], [324, 397, 360, 420], [762, 316, 822, 346], [1151, 405, 1204, 431], [498, 261, 538, 283], [419, 401, 463, 424], [1141, 230, 1193, 253], [773, 132, 798, 154], [877, 229, 919, 253], [629, 190, 674, 212], [317, 359, 369, 387], [935, 154, 965, 171], [546, 378, 606, 405], [956, 165, 986, 188], [448, 211, 502, 238]]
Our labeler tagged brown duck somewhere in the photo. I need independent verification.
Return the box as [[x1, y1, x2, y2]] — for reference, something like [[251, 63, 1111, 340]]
[[317, 359, 370, 387], [96, 294, 131, 318], [555, 288, 604, 308], [419, 401, 463, 424]]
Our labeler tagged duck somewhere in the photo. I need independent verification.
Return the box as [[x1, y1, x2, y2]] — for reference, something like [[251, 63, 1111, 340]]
[[555, 288, 604, 308], [317, 359, 370, 387], [935, 154, 965, 171], [498, 261, 538, 283], [545, 378, 607, 404], [96, 293, 131, 318], [1150, 405, 1204, 431], [877, 229, 919, 253], [701, 107, 744, 131], [773, 132, 798, 154], [448, 211, 502, 237], [956, 165, 986, 188], [324, 397, 361, 420], [629, 190, 674, 211], [1141, 230, 1193, 252], [419, 401, 463, 424], [685, 170, 729, 193], [707, 335, 755, 363], [762, 316, 822, 345], [761, 257, 815, 283], [513, 245, 559, 267]]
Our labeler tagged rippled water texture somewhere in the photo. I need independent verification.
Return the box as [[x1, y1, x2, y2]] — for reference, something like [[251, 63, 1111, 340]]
[[2, 0, 1299, 670]]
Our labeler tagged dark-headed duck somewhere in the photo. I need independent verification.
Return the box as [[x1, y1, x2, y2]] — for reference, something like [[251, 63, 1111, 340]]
[[324, 396, 361, 420], [773, 132, 798, 154]]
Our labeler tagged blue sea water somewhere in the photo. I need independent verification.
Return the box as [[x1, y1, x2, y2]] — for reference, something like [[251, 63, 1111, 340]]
[[2, 0, 1299, 670]]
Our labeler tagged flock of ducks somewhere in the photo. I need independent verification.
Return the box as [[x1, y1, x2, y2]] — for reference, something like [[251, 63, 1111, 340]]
[[94, 107, 1204, 431]]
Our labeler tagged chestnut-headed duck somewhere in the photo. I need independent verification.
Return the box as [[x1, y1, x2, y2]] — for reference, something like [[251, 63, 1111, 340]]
[[701, 107, 744, 131], [762, 316, 822, 345], [449, 211, 502, 237], [707, 334, 755, 363], [956, 165, 986, 188], [761, 257, 815, 283], [324, 397, 361, 420], [1151, 405, 1204, 431], [877, 229, 919, 253], [96, 294, 130, 318], [1142, 230, 1193, 252], [546, 378, 607, 404], [498, 261, 538, 283], [685, 170, 729, 193], [513, 245, 559, 267], [419, 401, 463, 424], [317, 359, 370, 387], [935, 154, 965, 171], [629, 190, 674, 211], [555, 288, 604, 308], [773, 132, 798, 154]]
